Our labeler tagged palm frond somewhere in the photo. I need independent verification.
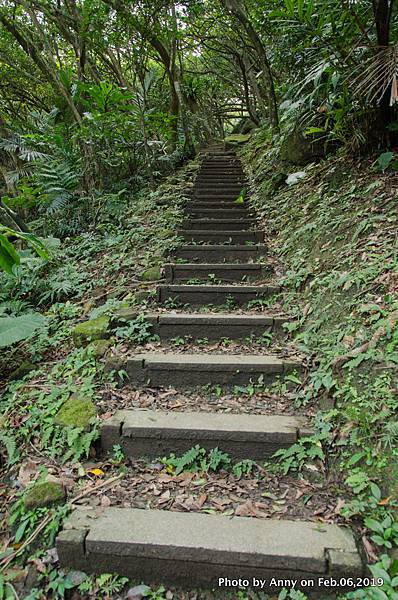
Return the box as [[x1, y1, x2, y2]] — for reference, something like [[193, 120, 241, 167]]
[[351, 44, 398, 106]]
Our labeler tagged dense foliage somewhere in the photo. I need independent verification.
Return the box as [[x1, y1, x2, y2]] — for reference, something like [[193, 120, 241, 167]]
[[1, 0, 398, 599]]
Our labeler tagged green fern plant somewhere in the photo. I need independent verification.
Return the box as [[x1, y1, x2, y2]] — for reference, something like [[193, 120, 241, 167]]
[[0, 432, 18, 464], [35, 160, 80, 214]]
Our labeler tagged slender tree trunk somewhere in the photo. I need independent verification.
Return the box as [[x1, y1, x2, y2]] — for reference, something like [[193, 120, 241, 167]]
[[221, 0, 279, 132], [0, 201, 30, 232]]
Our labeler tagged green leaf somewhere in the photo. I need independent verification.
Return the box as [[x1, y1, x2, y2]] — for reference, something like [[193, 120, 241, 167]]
[[14, 518, 29, 543], [365, 517, 385, 535], [0, 313, 46, 348], [369, 564, 391, 584], [377, 152, 394, 172], [370, 482, 382, 501], [0, 233, 20, 274]]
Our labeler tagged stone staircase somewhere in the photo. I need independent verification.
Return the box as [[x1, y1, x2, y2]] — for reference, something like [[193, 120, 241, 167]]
[[57, 147, 363, 596]]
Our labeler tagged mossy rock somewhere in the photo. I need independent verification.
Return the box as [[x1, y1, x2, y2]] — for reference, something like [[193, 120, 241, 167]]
[[9, 360, 35, 381], [86, 338, 114, 358], [72, 315, 110, 348], [54, 396, 97, 429], [24, 481, 65, 510], [156, 229, 173, 240], [224, 133, 251, 145], [280, 126, 329, 166], [139, 266, 162, 282]]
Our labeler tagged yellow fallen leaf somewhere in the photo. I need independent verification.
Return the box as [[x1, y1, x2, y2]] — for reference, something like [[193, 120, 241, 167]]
[[89, 468, 104, 477]]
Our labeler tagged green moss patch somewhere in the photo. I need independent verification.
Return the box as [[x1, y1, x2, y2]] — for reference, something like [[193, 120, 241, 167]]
[[72, 315, 110, 347], [24, 481, 65, 510], [54, 396, 97, 429], [87, 338, 114, 358], [139, 266, 162, 281]]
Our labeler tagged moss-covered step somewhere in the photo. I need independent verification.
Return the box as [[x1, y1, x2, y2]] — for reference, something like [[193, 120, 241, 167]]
[[57, 508, 362, 591], [157, 283, 279, 306], [164, 263, 271, 283], [177, 230, 263, 244], [101, 409, 309, 459], [173, 244, 267, 263], [105, 352, 300, 387]]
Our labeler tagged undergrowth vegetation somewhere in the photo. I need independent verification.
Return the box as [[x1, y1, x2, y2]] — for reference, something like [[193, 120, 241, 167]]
[[240, 130, 398, 599], [1, 0, 398, 596]]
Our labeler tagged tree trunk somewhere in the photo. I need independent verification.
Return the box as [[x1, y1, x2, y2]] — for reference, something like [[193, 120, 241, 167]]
[[221, 0, 279, 132]]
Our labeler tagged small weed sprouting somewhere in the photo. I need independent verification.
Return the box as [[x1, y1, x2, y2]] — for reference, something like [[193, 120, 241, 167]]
[[115, 313, 159, 344], [161, 445, 257, 479]]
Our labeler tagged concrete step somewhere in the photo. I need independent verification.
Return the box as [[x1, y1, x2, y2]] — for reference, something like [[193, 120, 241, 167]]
[[158, 284, 277, 306], [201, 156, 242, 167], [57, 508, 362, 591], [177, 230, 263, 244], [183, 219, 253, 231], [201, 160, 241, 165], [195, 187, 244, 194], [173, 244, 266, 262], [101, 410, 308, 459], [187, 197, 250, 205], [197, 167, 242, 172], [112, 311, 286, 339], [106, 352, 300, 387], [194, 192, 247, 202], [185, 201, 249, 210], [185, 208, 249, 219], [195, 175, 245, 181], [195, 182, 244, 189], [164, 263, 270, 283]]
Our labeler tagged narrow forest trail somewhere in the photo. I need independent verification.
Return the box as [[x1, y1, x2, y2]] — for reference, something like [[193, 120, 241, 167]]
[[56, 148, 363, 597]]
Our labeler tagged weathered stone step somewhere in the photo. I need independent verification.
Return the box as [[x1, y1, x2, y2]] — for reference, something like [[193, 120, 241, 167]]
[[197, 173, 243, 179], [173, 244, 266, 262], [113, 311, 285, 339], [195, 187, 244, 195], [185, 201, 249, 210], [107, 352, 300, 387], [57, 508, 362, 591], [200, 165, 241, 170], [200, 165, 241, 169], [164, 263, 269, 283], [194, 192, 247, 203], [158, 283, 277, 306], [183, 219, 253, 231], [195, 182, 244, 189], [201, 160, 241, 165], [177, 230, 263, 244], [187, 196, 249, 205], [195, 175, 244, 181], [185, 208, 249, 219], [101, 410, 308, 459]]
